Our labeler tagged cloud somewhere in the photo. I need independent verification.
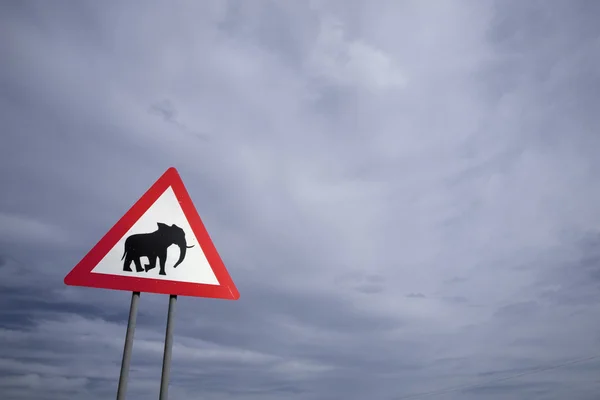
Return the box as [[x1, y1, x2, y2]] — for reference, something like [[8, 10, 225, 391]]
[[2, 0, 600, 399], [306, 15, 407, 90], [0, 213, 72, 247]]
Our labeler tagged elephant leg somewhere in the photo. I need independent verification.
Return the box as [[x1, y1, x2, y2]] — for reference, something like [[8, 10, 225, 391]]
[[145, 256, 157, 272], [123, 256, 133, 272], [158, 254, 167, 276], [133, 258, 144, 273]]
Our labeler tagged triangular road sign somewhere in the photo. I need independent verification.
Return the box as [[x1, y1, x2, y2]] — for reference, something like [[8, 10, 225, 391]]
[[64, 167, 239, 300]]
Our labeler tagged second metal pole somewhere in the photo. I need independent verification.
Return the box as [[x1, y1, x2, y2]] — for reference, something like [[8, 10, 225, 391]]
[[159, 294, 177, 400], [116, 291, 141, 400]]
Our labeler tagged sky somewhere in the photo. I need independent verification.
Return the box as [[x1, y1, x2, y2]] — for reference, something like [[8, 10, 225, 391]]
[[1, 0, 600, 399]]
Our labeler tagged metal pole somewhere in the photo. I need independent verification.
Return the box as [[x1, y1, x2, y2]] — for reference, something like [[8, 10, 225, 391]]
[[159, 295, 177, 400], [116, 291, 141, 400]]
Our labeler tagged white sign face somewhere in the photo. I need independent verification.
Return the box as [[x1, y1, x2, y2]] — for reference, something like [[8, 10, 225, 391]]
[[91, 187, 220, 285]]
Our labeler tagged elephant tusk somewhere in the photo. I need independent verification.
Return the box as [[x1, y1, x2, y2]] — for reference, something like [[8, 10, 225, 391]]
[[186, 245, 195, 248]]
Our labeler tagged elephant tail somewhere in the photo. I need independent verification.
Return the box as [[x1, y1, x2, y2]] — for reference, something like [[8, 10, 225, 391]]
[[121, 249, 126, 261]]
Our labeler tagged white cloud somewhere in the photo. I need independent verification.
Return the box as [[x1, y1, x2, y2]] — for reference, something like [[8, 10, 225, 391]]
[[307, 15, 406, 90]]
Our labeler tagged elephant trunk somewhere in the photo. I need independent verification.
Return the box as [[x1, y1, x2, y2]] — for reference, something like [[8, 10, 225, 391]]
[[173, 241, 195, 269]]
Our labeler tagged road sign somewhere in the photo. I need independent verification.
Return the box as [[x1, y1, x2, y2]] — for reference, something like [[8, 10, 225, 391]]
[[64, 167, 239, 300]]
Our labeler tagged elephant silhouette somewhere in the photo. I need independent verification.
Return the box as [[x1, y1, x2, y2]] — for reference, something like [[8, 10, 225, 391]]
[[121, 222, 194, 276]]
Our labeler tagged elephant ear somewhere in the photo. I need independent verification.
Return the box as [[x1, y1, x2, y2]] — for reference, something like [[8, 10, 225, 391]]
[[157, 222, 169, 230]]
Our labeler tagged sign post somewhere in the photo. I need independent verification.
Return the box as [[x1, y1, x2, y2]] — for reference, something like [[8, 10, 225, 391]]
[[116, 291, 140, 400], [64, 167, 239, 399], [159, 294, 177, 400]]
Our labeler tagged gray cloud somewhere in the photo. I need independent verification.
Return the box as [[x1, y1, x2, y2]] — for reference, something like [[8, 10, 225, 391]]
[[2, 0, 600, 399]]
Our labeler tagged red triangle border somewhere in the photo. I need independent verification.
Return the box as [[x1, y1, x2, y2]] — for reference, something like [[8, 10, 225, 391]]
[[64, 167, 239, 300]]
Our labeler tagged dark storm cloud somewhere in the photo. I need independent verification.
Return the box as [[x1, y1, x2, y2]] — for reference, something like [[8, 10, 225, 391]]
[[2, 0, 600, 399]]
